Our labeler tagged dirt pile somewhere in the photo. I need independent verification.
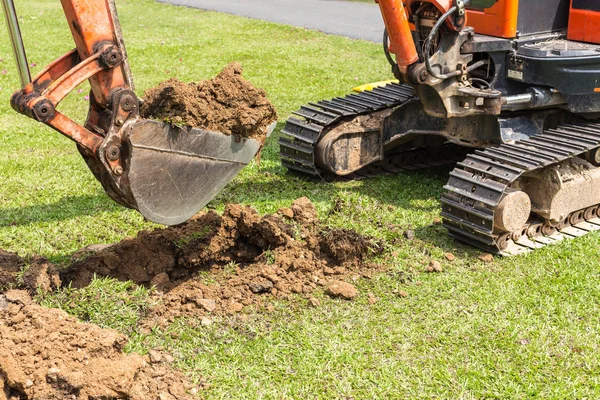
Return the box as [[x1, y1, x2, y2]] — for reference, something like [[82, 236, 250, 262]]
[[62, 197, 382, 326], [0, 252, 60, 294], [140, 62, 277, 141], [0, 197, 382, 399], [0, 250, 23, 290], [0, 290, 194, 400]]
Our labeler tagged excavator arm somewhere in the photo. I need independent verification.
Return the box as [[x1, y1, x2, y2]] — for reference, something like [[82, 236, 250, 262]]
[[376, 0, 503, 119], [1, 0, 268, 225]]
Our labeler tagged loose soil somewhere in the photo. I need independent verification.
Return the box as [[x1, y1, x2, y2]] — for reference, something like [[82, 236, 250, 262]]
[[0, 197, 382, 399], [140, 62, 277, 141], [0, 252, 60, 294], [0, 290, 193, 400], [63, 197, 382, 327]]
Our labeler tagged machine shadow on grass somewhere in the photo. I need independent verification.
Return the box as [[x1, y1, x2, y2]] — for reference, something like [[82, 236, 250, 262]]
[[0, 194, 121, 226]]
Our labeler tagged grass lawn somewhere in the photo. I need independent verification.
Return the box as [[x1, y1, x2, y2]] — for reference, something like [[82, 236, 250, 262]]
[[1, 0, 600, 398]]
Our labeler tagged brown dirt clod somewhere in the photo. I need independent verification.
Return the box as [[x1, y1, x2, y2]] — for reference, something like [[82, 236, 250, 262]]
[[425, 260, 443, 273], [326, 281, 359, 300], [0, 250, 24, 290], [445, 252, 456, 262], [140, 62, 277, 142], [0, 252, 60, 295], [21, 257, 61, 294], [479, 253, 494, 263]]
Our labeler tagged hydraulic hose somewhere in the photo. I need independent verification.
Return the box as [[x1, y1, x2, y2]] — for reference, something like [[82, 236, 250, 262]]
[[423, 5, 458, 80], [383, 29, 396, 67]]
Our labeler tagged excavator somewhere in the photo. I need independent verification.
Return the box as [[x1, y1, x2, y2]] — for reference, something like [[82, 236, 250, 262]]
[[2, 0, 600, 255], [280, 0, 600, 255], [1, 0, 272, 226]]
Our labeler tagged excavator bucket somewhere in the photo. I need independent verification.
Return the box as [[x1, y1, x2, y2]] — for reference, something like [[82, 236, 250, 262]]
[[2, 0, 277, 226], [124, 120, 275, 225]]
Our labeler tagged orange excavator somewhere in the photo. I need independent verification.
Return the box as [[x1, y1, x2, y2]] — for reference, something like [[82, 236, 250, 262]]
[[4, 0, 600, 255], [280, 0, 600, 254], [1, 0, 270, 226]]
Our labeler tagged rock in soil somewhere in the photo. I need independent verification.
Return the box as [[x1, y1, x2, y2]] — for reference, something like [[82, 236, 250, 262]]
[[479, 253, 494, 263], [0, 291, 194, 400], [140, 62, 277, 142], [326, 281, 358, 300]]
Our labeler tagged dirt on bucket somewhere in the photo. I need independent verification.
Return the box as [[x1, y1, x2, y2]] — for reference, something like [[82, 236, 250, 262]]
[[140, 62, 277, 142], [0, 290, 195, 400]]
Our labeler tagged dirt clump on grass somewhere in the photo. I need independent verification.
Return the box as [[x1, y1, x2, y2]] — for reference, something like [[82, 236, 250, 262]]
[[0, 251, 60, 294], [140, 62, 277, 141], [0, 290, 194, 400], [0, 250, 23, 290], [62, 197, 382, 327]]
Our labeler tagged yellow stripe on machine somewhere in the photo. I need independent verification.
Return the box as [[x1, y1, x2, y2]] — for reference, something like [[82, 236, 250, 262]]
[[353, 80, 400, 93]]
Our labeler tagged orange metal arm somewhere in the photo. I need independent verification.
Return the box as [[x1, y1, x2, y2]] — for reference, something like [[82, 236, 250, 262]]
[[60, 0, 131, 106], [376, 0, 419, 73], [10, 0, 133, 155]]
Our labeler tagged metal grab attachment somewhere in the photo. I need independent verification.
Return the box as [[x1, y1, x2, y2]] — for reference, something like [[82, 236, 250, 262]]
[[1, 0, 32, 88]]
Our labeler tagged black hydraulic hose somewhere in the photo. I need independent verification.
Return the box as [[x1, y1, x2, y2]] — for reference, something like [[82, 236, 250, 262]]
[[471, 77, 491, 89], [383, 29, 396, 68], [423, 5, 458, 80]]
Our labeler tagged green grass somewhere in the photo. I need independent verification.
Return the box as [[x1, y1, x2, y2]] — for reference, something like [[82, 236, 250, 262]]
[[39, 276, 154, 335], [2, 0, 600, 399]]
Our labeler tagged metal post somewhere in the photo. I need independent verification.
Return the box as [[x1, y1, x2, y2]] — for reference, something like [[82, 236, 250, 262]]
[[1, 0, 32, 88]]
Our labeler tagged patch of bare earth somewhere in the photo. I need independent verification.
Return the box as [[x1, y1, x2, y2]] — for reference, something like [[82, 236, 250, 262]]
[[0, 290, 193, 400], [0, 197, 383, 399]]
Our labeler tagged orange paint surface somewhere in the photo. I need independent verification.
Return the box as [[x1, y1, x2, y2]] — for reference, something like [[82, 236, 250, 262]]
[[568, 6, 600, 44], [377, 0, 419, 67], [467, 0, 519, 38]]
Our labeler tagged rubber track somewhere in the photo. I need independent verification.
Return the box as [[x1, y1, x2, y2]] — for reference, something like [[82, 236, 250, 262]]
[[442, 122, 600, 255], [278, 83, 447, 180]]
